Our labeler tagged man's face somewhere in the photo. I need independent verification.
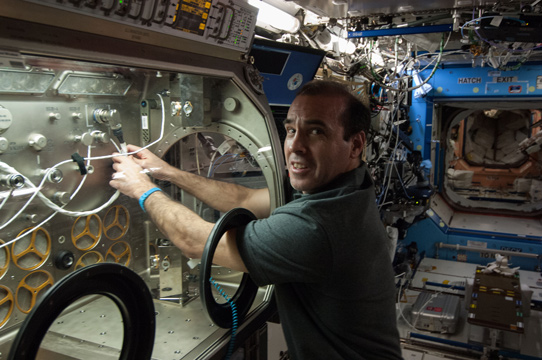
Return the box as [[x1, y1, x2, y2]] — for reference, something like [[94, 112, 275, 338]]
[[284, 94, 363, 194]]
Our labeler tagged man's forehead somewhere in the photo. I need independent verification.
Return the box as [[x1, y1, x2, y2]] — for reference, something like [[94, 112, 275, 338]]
[[291, 94, 345, 109], [286, 95, 345, 122], [283, 117, 328, 127]]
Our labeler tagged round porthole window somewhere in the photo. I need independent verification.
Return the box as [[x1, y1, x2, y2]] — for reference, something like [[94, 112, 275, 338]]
[[8, 263, 155, 360]]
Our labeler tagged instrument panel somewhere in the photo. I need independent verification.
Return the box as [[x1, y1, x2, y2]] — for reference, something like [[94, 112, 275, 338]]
[[0, 2, 285, 357], [14, 0, 258, 59]]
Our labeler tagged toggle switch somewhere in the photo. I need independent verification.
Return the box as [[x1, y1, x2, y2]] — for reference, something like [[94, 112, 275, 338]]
[[49, 112, 61, 121]]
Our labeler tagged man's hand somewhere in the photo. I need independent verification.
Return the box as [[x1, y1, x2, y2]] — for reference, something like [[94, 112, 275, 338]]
[[109, 151, 156, 199], [125, 144, 172, 182]]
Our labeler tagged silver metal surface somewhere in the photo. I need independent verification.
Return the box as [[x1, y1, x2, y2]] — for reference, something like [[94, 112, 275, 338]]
[[430, 194, 542, 238], [411, 292, 461, 333], [32, 287, 268, 360], [11, 0, 259, 61], [0, 3, 285, 358], [399, 259, 542, 359]]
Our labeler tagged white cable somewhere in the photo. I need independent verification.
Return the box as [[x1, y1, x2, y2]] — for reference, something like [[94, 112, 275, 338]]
[[398, 277, 463, 333], [374, 110, 395, 164], [36, 190, 120, 217], [378, 106, 402, 209], [0, 159, 72, 231], [207, 151, 218, 178], [1, 190, 118, 250], [0, 195, 118, 251], [460, 16, 497, 39], [0, 153, 87, 249], [4, 91, 162, 220], [1, 210, 58, 251], [368, 34, 447, 93], [0, 161, 82, 249], [86, 92, 166, 161], [34, 142, 122, 216], [3, 146, 108, 218], [0, 92, 166, 249], [0, 145, 119, 249], [194, 134, 203, 215], [378, 127, 400, 209], [397, 273, 417, 330], [0, 188, 14, 211]]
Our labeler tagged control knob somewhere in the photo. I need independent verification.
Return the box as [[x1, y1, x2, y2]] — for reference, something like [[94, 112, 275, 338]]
[[28, 134, 47, 151], [224, 97, 238, 112], [54, 250, 75, 270], [74, 132, 94, 146]]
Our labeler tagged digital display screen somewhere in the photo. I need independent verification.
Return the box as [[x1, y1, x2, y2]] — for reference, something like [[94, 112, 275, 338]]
[[175, 0, 211, 36], [250, 48, 289, 75]]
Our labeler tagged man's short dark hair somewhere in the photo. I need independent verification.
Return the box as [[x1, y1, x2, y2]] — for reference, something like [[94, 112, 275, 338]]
[[295, 80, 370, 141]]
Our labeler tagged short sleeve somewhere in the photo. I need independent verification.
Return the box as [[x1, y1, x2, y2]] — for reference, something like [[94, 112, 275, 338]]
[[236, 204, 332, 286]]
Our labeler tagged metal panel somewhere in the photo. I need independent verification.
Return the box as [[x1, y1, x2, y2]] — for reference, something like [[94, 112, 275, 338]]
[[289, 0, 500, 18], [0, 3, 285, 359]]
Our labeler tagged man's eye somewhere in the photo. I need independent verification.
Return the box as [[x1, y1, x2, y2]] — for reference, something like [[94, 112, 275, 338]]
[[311, 128, 323, 135], [286, 128, 296, 134]]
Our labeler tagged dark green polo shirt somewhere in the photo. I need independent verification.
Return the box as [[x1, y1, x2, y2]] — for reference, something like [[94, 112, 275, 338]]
[[237, 165, 403, 360]]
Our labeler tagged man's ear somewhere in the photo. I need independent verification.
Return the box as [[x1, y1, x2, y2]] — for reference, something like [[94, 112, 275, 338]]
[[350, 131, 366, 159]]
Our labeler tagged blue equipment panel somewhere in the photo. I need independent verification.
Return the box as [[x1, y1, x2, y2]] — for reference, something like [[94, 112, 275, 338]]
[[348, 24, 453, 38], [408, 64, 542, 157], [249, 38, 326, 106], [421, 64, 542, 98], [404, 215, 542, 272], [403, 63, 542, 270]]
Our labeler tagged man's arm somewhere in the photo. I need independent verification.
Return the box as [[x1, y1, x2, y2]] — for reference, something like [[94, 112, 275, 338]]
[[109, 151, 248, 272], [144, 191, 247, 272], [126, 144, 271, 218]]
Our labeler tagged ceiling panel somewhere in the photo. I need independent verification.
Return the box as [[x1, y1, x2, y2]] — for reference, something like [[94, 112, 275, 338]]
[[288, 0, 518, 18]]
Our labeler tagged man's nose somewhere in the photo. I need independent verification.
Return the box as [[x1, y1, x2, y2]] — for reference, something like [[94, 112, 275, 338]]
[[289, 132, 306, 153]]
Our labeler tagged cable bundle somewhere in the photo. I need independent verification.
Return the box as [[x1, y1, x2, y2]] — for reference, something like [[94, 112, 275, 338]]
[[210, 277, 239, 360]]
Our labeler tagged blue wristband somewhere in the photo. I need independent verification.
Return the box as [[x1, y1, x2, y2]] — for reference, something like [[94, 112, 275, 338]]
[[139, 187, 162, 213]]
